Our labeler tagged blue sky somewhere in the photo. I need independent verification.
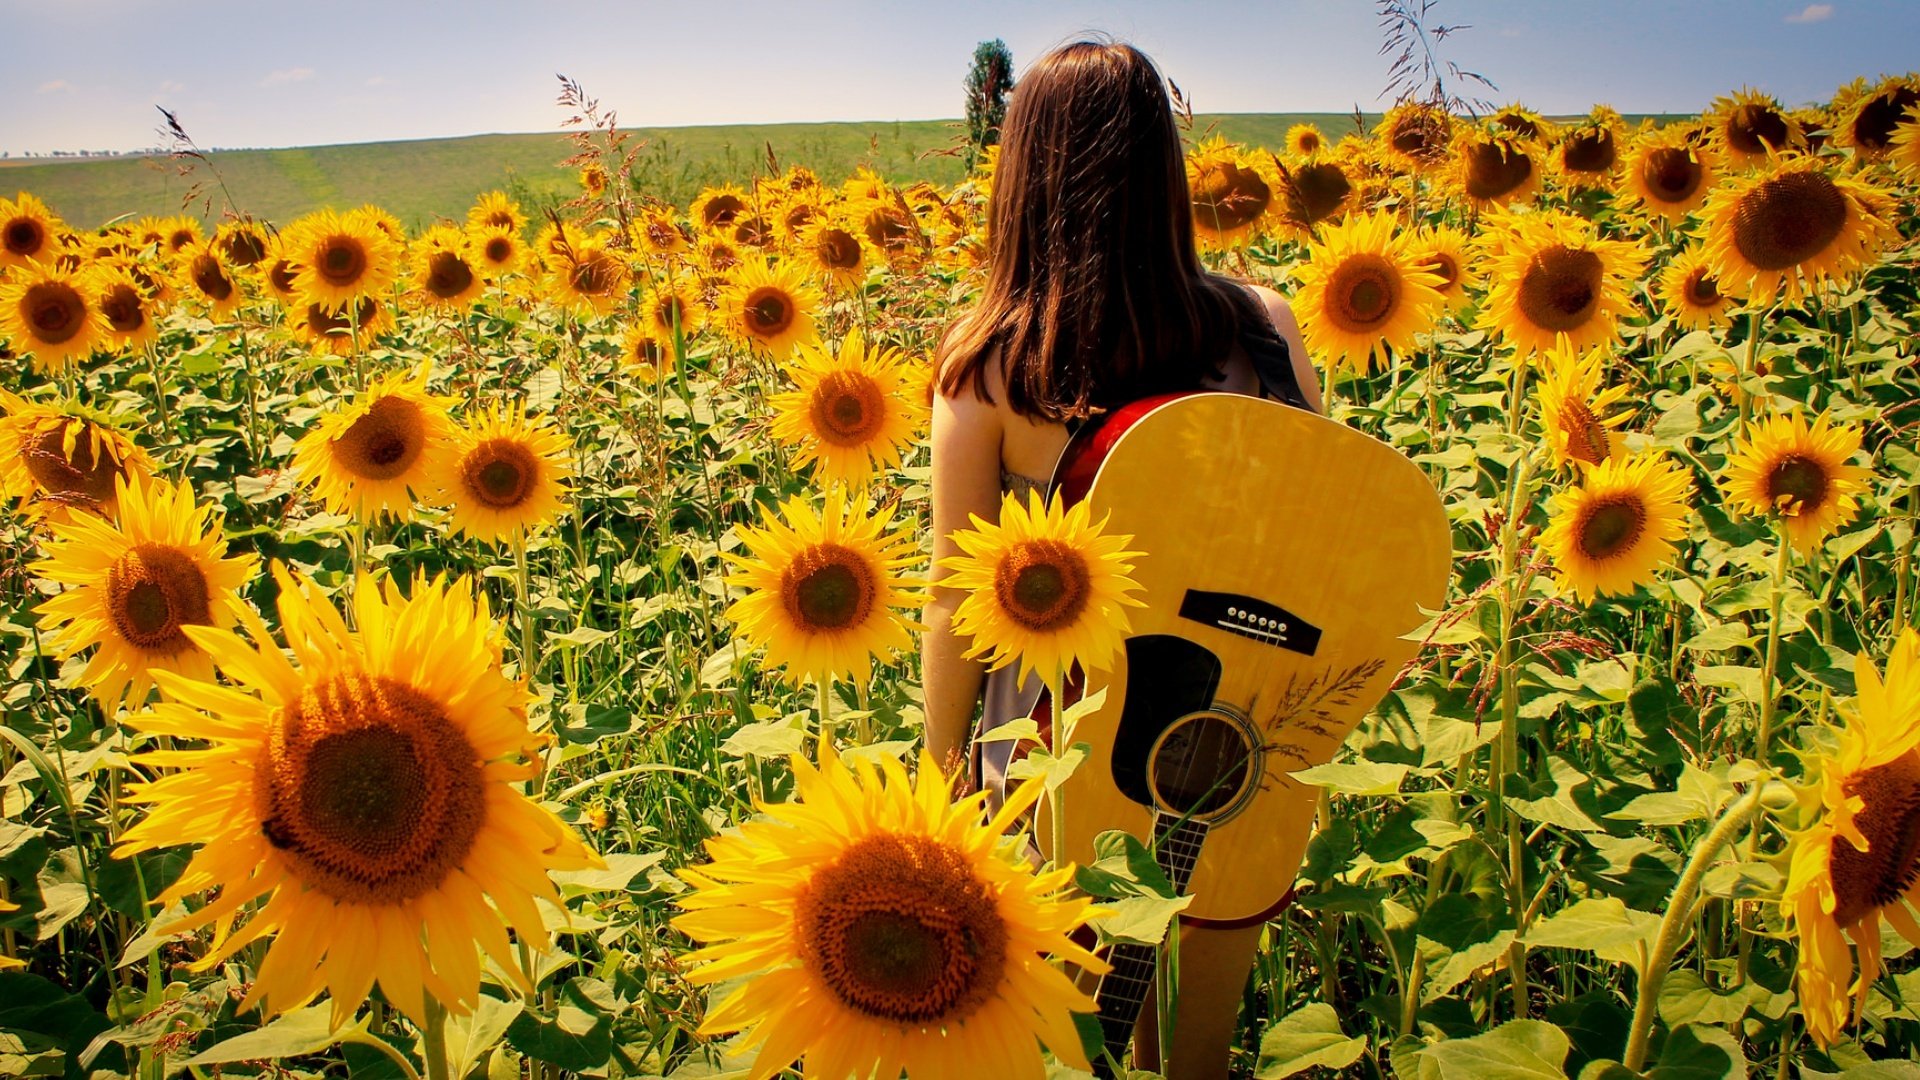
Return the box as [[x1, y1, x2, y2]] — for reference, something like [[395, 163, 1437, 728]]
[[5, 0, 1915, 154]]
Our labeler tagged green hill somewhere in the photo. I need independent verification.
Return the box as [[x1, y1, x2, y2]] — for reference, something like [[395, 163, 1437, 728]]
[[0, 114, 1387, 231]]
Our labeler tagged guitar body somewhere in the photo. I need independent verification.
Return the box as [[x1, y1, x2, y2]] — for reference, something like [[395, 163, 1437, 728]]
[[1035, 392, 1450, 924]]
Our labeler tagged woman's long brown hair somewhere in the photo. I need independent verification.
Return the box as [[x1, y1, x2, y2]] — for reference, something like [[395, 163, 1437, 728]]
[[937, 40, 1264, 421]]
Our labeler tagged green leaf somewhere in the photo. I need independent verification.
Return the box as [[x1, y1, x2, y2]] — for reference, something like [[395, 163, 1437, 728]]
[[549, 852, 666, 893], [444, 997, 524, 1080], [1409, 1019, 1571, 1079], [1074, 830, 1176, 900], [1506, 755, 1605, 833], [185, 1005, 344, 1064], [1290, 759, 1410, 796], [719, 716, 807, 759], [1253, 1003, 1366, 1078], [1423, 931, 1515, 1003], [1657, 970, 1752, 1027], [0, 971, 118, 1077], [1006, 743, 1088, 794], [1090, 893, 1192, 948], [1647, 1022, 1747, 1080], [976, 717, 1044, 745], [554, 703, 633, 746], [1523, 897, 1660, 973], [506, 977, 616, 1072]]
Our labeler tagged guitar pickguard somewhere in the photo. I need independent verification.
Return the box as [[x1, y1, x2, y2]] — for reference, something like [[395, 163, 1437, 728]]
[[1110, 635, 1220, 808]]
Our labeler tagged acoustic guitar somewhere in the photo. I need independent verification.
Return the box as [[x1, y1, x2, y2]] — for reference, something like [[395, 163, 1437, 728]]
[[1031, 392, 1450, 1075]]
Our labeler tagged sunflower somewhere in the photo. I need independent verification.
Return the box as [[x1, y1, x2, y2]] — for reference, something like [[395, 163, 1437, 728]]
[[1697, 156, 1898, 305], [674, 746, 1105, 1080], [467, 225, 524, 280], [1538, 451, 1692, 602], [630, 205, 691, 257], [260, 239, 303, 306], [178, 239, 245, 319], [292, 297, 392, 357], [1286, 123, 1326, 158], [0, 391, 154, 521], [113, 565, 600, 1030], [1780, 629, 1920, 1048], [291, 364, 455, 522], [798, 215, 870, 288], [284, 208, 401, 313], [1554, 107, 1625, 187], [692, 185, 752, 232], [1534, 344, 1632, 470], [1375, 102, 1453, 171], [619, 324, 673, 382], [1721, 411, 1871, 554], [769, 332, 928, 488], [1657, 245, 1735, 331], [1406, 225, 1478, 314], [530, 220, 582, 271], [731, 213, 776, 249], [1272, 158, 1354, 236], [1704, 88, 1803, 166], [0, 259, 106, 372], [33, 475, 257, 714], [1833, 75, 1920, 156], [215, 220, 271, 269], [90, 262, 159, 353], [467, 190, 526, 235], [1476, 211, 1647, 359], [1890, 104, 1920, 179], [641, 279, 705, 340], [699, 236, 744, 277], [1620, 127, 1718, 220], [1449, 124, 1542, 210], [579, 162, 608, 197], [1, 193, 65, 271], [940, 490, 1144, 695], [409, 226, 484, 310], [855, 198, 925, 267], [543, 232, 629, 317], [723, 490, 920, 686], [719, 258, 820, 358], [777, 197, 825, 243], [1291, 210, 1446, 374], [1186, 136, 1278, 248], [159, 216, 203, 258], [1491, 103, 1557, 143], [428, 404, 573, 544]]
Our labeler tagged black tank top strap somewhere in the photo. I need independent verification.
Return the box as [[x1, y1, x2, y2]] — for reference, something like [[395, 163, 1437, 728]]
[[1239, 321, 1311, 411]]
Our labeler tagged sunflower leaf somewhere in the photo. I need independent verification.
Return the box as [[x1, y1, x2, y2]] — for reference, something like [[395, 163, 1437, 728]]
[[1254, 1002, 1367, 1078]]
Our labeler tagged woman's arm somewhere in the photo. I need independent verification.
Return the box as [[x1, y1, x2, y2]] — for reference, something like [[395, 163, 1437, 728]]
[[922, 380, 1005, 779], [1251, 284, 1325, 415]]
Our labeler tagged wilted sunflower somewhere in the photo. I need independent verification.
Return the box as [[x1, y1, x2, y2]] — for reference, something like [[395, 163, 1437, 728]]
[[1375, 102, 1453, 170], [1832, 74, 1920, 155], [1697, 155, 1897, 305], [0, 259, 107, 372], [283, 208, 400, 313], [1406, 225, 1479, 314], [433, 404, 572, 543], [114, 566, 601, 1031], [1449, 124, 1543, 210], [723, 490, 920, 686], [1538, 451, 1692, 602], [1620, 127, 1718, 220], [1721, 411, 1871, 554], [629, 205, 690, 257], [1186, 136, 1279, 248], [467, 225, 524, 280], [34, 475, 257, 714], [0, 192, 63, 269], [692, 185, 752, 232], [619, 324, 673, 382], [178, 239, 245, 319], [215, 220, 271, 268], [1704, 88, 1802, 166], [798, 214, 870, 289], [719, 258, 820, 358], [467, 190, 526, 234], [544, 232, 629, 317], [1657, 245, 1735, 331], [674, 747, 1105, 1080], [941, 490, 1145, 695], [1286, 123, 1325, 158], [768, 332, 928, 488], [1780, 629, 1920, 1048], [642, 279, 705, 340], [291, 364, 455, 522], [1291, 210, 1446, 374], [408, 225, 484, 310], [0, 391, 153, 520], [293, 298, 392, 357], [1476, 211, 1647, 358], [90, 263, 159, 354], [1535, 344, 1632, 470]]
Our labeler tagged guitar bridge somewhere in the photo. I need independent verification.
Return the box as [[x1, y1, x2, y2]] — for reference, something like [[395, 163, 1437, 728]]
[[1178, 589, 1321, 656]]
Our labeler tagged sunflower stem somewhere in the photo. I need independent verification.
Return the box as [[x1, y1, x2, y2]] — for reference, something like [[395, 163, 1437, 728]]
[[1754, 523, 1793, 764], [513, 530, 548, 795], [817, 680, 836, 754], [141, 341, 171, 442], [421, 996, 452, 1080], [1622, 783, 1764, 1072]]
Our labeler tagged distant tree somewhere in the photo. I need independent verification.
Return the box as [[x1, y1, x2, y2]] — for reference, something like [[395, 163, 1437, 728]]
[[964, 39, 1013, 170]]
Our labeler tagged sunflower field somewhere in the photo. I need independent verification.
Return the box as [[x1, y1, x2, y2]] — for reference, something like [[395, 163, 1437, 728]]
[[3, 74, 1920, 1080]]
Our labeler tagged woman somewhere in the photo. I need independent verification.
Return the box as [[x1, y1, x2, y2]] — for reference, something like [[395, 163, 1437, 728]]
[[922, 39, 1322, 1080]]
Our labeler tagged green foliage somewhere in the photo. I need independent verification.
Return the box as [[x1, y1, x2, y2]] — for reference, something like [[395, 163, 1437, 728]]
[[963, 39, 1014, 168]]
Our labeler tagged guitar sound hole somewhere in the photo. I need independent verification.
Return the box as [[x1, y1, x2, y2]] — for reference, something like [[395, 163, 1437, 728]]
[[1148, 713, 1255, 817]]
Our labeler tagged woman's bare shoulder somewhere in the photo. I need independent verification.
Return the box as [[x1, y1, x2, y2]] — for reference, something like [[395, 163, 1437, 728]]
[[1244, 282, 1298, 330]]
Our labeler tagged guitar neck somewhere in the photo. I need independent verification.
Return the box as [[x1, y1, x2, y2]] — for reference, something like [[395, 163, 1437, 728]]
[[1091, 811, 1210, 1078]]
